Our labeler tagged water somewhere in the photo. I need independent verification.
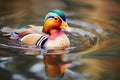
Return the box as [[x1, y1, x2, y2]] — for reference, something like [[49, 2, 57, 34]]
[[0, 0, 120, 80]]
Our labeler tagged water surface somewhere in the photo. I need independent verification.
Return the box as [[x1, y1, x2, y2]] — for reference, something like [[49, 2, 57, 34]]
[[0, 0, 120, 80]]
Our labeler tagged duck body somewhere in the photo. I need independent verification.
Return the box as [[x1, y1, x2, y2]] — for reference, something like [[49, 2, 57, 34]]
[[18, 27, 70, 49], [1, 9, 72, 50]]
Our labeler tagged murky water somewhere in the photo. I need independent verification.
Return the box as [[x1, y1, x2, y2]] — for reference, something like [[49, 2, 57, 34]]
[[0, 0, 120, 80]]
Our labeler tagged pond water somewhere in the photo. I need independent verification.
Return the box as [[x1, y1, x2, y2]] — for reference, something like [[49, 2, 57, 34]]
[[0, 0, 120, 80]]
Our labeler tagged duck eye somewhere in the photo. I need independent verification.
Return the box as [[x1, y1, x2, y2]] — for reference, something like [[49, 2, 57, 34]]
[[54, 18, 58, 20]]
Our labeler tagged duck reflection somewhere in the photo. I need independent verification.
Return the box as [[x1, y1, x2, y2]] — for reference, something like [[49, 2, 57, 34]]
[[44, 52, 72, 79], [18, 48, 85, 80]]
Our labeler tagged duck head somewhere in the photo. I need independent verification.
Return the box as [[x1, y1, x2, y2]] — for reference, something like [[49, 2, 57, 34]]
[[42, 9, 72, 35]]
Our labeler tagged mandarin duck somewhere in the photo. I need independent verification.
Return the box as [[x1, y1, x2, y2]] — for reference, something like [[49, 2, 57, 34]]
[[1, 9, 72, 50]]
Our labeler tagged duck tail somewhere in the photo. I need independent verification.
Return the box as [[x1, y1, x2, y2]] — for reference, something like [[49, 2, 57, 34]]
[[1, 27, 19, 40], [0, 27, 13, 36]]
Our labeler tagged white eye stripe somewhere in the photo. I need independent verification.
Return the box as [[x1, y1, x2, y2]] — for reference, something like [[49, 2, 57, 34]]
[[44, 13, 62, 22]]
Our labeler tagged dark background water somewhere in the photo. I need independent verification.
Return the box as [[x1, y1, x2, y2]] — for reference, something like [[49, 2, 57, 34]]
[[0, 0, 120, 80]]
